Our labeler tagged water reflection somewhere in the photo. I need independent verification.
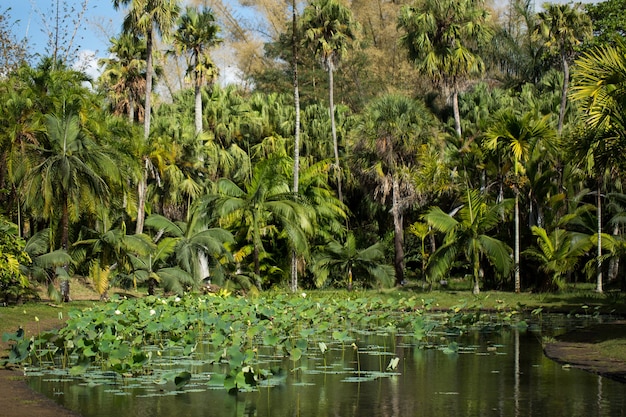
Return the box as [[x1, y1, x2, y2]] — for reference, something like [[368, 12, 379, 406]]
[[28, 324, 626, 417]]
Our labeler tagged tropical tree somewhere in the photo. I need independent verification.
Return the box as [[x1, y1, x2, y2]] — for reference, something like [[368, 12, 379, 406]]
[[522, 226, 592, 290], [311, 232, 394, 289], [205, 157, 314, 290], [352, 94, 439, 286], [570, 37, 626, 292], [98, 33, 147, 123], [536, 2, 592, 134], [424, 189, 513, 294], [484, 110, 556, 292], [300, 0, 359, 203], [398, 0, 494, 138], [144, 208, 234, 286], [172, 6, 222, 135], [113, 0, 181, 234], [0, 218, 32, 304], [21, 114, 121, 301]]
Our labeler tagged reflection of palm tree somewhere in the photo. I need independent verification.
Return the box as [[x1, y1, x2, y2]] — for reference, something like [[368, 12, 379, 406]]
[[312, 232, 394, 290], [424, 189, 513, 294], [301, 0, 358, 203]]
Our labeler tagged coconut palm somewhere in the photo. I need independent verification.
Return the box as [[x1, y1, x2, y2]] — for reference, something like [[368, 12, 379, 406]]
[[424, 189, 513, 294], [398, 0, 494, 138], [300, 0, 359, 203], [311, 232, 394, 290], [536, 2, 592, 134], [172, 6, 222, 135]]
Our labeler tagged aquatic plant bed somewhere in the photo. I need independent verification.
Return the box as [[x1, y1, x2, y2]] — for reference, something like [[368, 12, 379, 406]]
[[9, 293, 528, 393]]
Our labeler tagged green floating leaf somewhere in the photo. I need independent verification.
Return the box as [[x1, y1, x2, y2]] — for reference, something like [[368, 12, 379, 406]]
[[174, 371, 192, 389]]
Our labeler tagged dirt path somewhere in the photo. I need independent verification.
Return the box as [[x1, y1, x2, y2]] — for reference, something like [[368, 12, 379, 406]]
[[543, 322, 626, 383]]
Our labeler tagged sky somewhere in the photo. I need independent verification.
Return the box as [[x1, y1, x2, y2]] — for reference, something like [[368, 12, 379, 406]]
[[5, 0, 125, 77], [4, 0, 249, 83]]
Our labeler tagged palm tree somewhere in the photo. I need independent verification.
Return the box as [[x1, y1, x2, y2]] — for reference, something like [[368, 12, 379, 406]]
[[398, 0, 494, 138], [98, 33, 147, 124], [522, 226, 592, 290], [22, 114, 121, 301], [424, 189, 513, 294], [172, 6, 222, 135], [300, 0, 359, 203], [312, 232, 394, 289], [204, 157, 314, 290], [536, 2, 592, 134], [570, 38, 626, 292], [484, 110, 556, 292], [113, 0, 180, 235], [352, 94, 439, 286], [144, 209, 234, 286]]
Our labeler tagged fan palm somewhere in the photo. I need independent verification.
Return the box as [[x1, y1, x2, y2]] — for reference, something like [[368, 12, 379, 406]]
[[398, 0, 494, 137], [172, 6, 221, 135], [300, 0, 359, 202]]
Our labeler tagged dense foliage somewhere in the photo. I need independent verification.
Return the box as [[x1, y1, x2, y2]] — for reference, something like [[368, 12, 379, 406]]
[[1, 0, 626, 303]]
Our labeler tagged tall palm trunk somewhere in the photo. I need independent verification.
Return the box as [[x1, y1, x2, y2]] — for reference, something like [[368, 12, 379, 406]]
[[514, 190, 521, 293], [135, 156, 149, 234], [596, 179, 603, 293], [194, 54, 203, 135], [291, 0, 301, 293], [328, 62, 343, 203], [452, 87, 462, 137], [558, 54, 569, 135], [144, 28, 154, 141], [392, 176, 405, 286], [61, 193, 71, 302]]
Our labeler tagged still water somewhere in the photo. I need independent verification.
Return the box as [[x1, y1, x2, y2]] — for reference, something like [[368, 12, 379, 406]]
[[27, 319, 626, 417]]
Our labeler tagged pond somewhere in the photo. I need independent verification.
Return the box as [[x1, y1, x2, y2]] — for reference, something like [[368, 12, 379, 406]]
[[26, 314, 626, 417]]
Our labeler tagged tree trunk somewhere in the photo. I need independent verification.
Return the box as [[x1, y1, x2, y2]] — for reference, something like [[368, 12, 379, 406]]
[[328, 62, 343, 203], [144, 27, 154, 141], [253, 245, 263, 291], [392, 176, 405, 286], [290, 0, 301, 294], [558, 54, 569, 135], [452, 88, 462, 137], [194, 54, 203, 135], [596, 179, 603, 293], [514, 190, 521, 293], [135, 157, 148, 235]]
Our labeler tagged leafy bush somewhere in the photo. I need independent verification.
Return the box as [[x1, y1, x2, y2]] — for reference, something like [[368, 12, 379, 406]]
[[0, 218, 35, 304]]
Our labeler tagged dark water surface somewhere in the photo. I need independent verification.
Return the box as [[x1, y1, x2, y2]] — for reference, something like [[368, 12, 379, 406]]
[[27, 320, 626, 417]]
